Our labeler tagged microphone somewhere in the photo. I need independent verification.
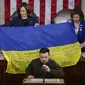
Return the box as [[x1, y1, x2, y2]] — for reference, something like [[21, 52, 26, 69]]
[[42, 63, 46, 83]]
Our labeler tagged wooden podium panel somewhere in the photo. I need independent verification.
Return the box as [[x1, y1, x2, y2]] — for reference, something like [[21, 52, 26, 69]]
[[0, 55, 6, 85], [22, 79, 64, 85]]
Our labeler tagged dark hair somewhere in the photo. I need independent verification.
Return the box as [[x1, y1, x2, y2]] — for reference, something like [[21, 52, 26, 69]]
[[71, 8, 84, 22], [17, 2, 32, 17], [39, 48, 50, 54]]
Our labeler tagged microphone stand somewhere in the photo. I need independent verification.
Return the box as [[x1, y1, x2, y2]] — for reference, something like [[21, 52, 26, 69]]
[[42, 63, 46, 83], [43, 70, 45, 83]]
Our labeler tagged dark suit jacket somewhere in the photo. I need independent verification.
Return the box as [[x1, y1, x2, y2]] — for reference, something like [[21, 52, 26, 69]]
[[5, 16, 38, 27], [25, 58, 64, 78], [72, 20, 85, 52]]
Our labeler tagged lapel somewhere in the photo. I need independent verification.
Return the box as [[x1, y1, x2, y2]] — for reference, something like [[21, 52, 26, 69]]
[[77, 21, 85, 42]]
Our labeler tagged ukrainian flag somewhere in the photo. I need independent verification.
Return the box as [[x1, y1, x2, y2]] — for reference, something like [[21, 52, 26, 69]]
[[0, 23, 81, 74]]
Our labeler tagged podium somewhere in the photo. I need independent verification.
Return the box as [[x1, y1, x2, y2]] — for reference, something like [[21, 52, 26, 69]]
[[22, 79, 64, 85]]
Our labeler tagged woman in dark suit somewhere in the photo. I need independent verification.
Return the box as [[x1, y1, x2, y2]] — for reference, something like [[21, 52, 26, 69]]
[[7, 2, 39, 27], [71, 8, 85, 52], [70, 8, 85, 85]]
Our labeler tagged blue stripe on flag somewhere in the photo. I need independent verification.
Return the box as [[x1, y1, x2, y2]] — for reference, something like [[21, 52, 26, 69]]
[[0, 23, 78, 51]]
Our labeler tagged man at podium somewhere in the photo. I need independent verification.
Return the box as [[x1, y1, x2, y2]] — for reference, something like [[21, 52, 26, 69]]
[[25, 48, 64, 79]]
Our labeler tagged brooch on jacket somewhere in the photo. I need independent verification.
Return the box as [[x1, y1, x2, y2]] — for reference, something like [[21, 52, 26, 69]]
[[79, 24, 82, 31]]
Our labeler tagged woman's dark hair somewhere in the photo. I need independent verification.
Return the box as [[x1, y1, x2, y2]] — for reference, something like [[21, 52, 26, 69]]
[[17, 2, 32, 17], [71, 8, 84, 22]]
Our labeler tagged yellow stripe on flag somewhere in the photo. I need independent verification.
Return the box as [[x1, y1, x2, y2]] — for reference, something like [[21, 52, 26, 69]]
[[2, 42, 81, 74], [50, 42, 81, 66]]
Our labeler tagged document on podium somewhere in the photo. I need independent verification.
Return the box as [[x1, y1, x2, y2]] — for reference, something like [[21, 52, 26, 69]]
[[23, 78, 64, 84]]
